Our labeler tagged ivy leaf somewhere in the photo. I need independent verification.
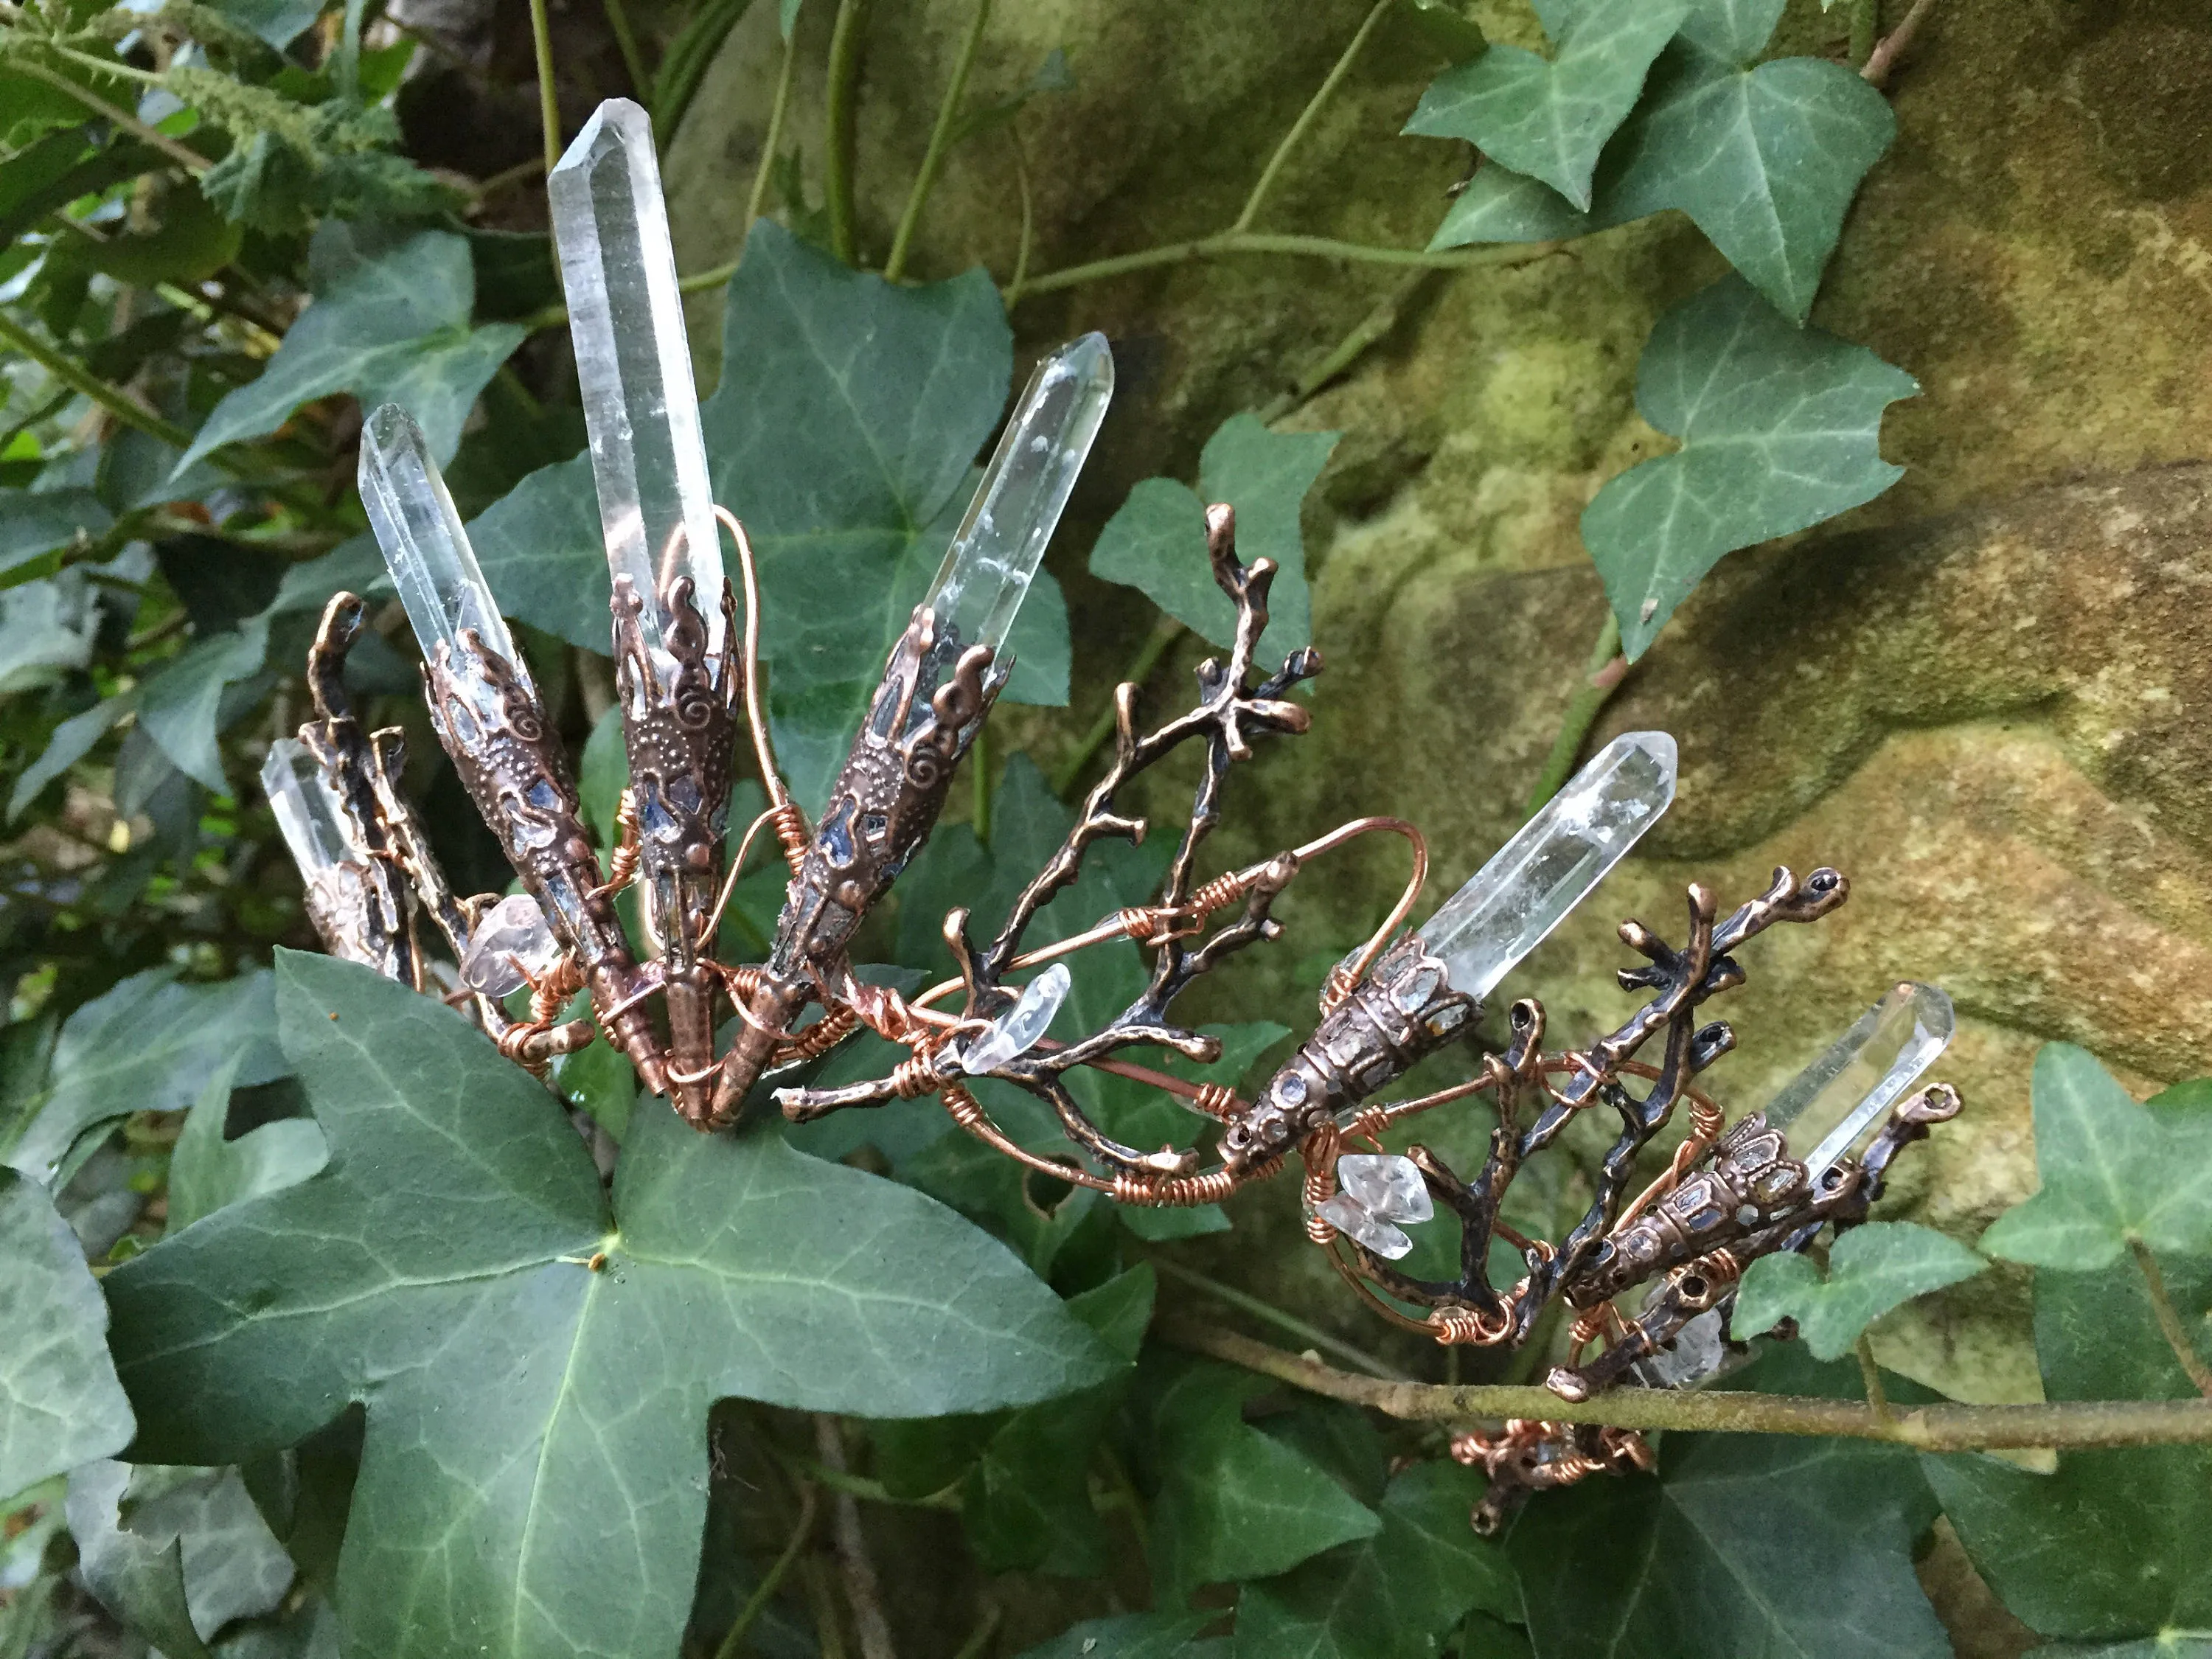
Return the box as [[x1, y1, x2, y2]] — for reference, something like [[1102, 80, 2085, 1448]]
[[1092, 414, 1336, 665], [1582, 274, 1916, 659], [173, 228, 522, 476], [63, 1461, 212, 1659], [1403, 0, 1688, 209], [470, 222, 1065, 813], [0, 485, 111, 585], [202, 0, 328, 49], [1233, 1461, 1518, 1659], [1731, 1221, 1985, 1360], [136, 615, 271, 791], [1980, 1043, 2212, 1270], [166, 1055, 327, 1235], [1431, 0, 1894, 321], [1511, 1348, 1948, 1659], [1924, 1229, 2212, 1641], [104, 952, 1117, 1659], [1139, 1356, 1380, 1600], [7, 690, 136, 821], [68, 1461, 297, 1653], [5, 966, 282, 1183], [1015, 1613, 1219, 1658], [0, 1167, 135, 1497]]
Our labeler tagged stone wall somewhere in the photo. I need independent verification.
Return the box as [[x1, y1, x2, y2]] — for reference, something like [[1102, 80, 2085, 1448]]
[[668, 0, 2212, 1399]]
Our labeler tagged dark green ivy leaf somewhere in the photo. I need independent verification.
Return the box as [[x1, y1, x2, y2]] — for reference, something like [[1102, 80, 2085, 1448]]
[[0, 484, 111, 585], [1015, 1612, 1219, 1658], [1731, 1220, 1985, 1360], [5, 965, 282, 1183], [1980, 1042, 2212, 1270], [105, 952, 1117, 1659], [165, 1054, 327, 1234], [1430, 0, 1894, 322], [67, 1459, 296, 1653], [0, 1166, 135, 1498], [1509, 1349, 1947, 1659], [173, 226, 521, 475], [1403, 0, 1688, 210], [1581, 274, 1916, 659], [136, 615, 271, 791], [1091, 413, 1337, 665], [1234, 1461, 1518, 1659]]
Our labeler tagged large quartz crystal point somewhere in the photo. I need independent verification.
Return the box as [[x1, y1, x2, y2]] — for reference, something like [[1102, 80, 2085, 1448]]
[[922, 333, 1113, 663], [359, 403, 527, 715], [262, 737, 357, 883], [550, 97, 723, 664], [1764, 981, 1955, 1173], [1417, 731, 1678, 999]]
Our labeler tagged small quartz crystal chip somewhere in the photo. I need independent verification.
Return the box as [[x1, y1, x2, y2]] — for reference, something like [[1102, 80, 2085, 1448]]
[[1314, 1152, 1433, 1260], [961, 963, 1071, 1073], [461, 893, 562, 998], [1764, 981, 1955, 1174], [1416, 731, 1677, 1000], [1635, 1307, 1732, 1390]]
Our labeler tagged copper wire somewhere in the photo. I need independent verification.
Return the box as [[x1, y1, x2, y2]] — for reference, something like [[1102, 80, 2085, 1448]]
[[1288, 817, 1426, 1004], [1190, 1082, 1239, 1119], [712, 505, 806, 847], [589, 789, 641, 901], [704, 804, 782, 945], [775, 1006, 860, 1065], [941, 1083, 1115, 1191]]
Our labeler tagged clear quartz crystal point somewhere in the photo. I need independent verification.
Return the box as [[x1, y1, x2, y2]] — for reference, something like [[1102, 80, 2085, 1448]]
[[359, 403, 529, 710], [261, 739, 356, 881], [460, 893, 563, 998], [1416, 731, 1677, 999], [962, 963, 1072, 1073], [1635, 1307, 1731, 1389], [923, 333, 1113, 659], [549, 97, 724, 664], [1764, 981, 1955, 1174]]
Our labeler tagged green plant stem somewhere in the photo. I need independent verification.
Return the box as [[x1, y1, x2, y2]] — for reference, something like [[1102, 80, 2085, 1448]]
[[2129, 1237, 2212, 1399], [1856, 1334, 1893, 1423], [814, 1416, 896, 1659], [802, 1558, 849, 1659], [883, 0, 992, 282], [1259, 267, 1435, 425], [1153, 1259, 1410, 1382], [1523, 611, 1624, 816], [0, 389, 71, 456], [1164, 1321, 2212, 1450], [950, 1604, 1001, 1659], [599, 0, 650, 101], [713, 1481, 819, 1659], [0, 312, 193, 451], [1231, 0, 1393, 234], [526, 0, 562, 185], [1004, 128, 1034, 303], [822, 0, 872, 266], [8, 58, 207, 173], [1051, 618, 1184, 796], [744, 28, 800, 235], [1849, 0, 1878, 64], [1019, 232, 1559, 298]]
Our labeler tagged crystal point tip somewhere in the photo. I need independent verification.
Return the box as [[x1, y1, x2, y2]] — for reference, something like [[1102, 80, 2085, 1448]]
[[1416, 729, 1677, 1000], [925, 333, 1115, 659], [1766, 981, 1954, 1173]]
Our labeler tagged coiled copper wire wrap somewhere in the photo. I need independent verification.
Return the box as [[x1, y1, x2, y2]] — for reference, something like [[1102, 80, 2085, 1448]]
[[1429, 1304, 1515, 1346], [1300, 1121, 1341, 1244], [890, 1051, 943, 1099], [590, 790, 641, 900], [1318, 961, 1363, 1012], [1672, 1246, 1743, 1309], [528, 956, 585, 1026], [940, 1082, 1116, 1192], [1110, 1159, 1278, 1206], [720, 964, 766, 1002], [774, 1005, 860, 1065], [769, 801, 810, 874], [1189, 1082, 1239, 1119]]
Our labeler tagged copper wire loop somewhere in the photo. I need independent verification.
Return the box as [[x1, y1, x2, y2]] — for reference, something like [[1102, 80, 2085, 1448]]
[[1429, 1304, 1514, 1346], [768, 801, 810, 874], [1190, 1082, 1239, 1119]]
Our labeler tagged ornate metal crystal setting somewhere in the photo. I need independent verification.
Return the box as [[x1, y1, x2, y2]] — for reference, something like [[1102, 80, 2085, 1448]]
[[267, 97, 1966, 1537]]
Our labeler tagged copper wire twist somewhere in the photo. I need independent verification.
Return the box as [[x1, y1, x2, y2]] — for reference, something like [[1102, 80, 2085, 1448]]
[[1429, 1304, 1514, 1346], [1190, 1082, 1239, 1119], [1110, 1160, 1276, 1207], [1318, 961, 1362, 1012], [1301, 1121, 1341, 1244], [769, 801, 810, 874], [890, 1051, 942, 1099], [1189, 871, 1247, 916], [774, 1005, 860, 1065]]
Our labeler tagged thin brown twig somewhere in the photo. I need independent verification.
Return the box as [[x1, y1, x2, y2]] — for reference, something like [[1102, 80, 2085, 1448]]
[[813, 1416, 895, 1659], [1161, 1321, 2212, 1450], [2130, 1238, 2212, 1400], [1861, 0, 1935, 88]]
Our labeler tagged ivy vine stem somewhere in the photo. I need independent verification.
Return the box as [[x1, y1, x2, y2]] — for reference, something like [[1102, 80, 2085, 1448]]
[[525, 0, 562, 183], [1233, 0, 1394, 233], [0, 311, 193, 451], [1017, 232, 1559, 298], [711, 1479, 818, 1659], [2129, 1237, 2212, 1399], [883, 0, 992, 282], [1165, 1322, 2212, 1450], [1523, 611, 1626, 816], [1153, 1259, 1410, 1382], [8, 55, 208, 173], [744, 28, 801, 235], [599, 0, 650, 105], [823, 0, 872, 266]]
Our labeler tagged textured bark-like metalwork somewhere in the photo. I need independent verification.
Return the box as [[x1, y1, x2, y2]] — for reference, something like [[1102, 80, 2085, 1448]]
[[1221, 936, 1478, 1171], [293, 594, 415, 982], [425, 631, 666, 1092], [713, 602, 1000, 1121], [611, 574, 739, 1119]]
